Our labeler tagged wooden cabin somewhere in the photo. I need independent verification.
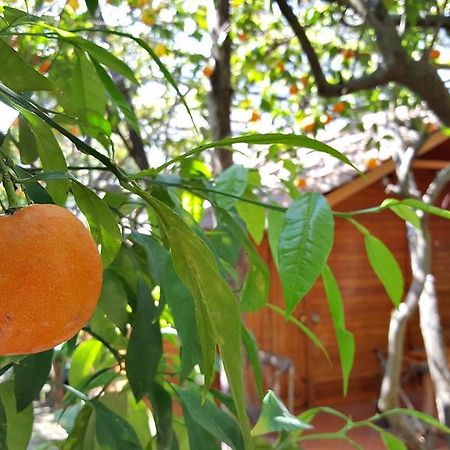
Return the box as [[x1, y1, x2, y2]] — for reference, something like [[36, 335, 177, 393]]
[[244, 132, 450, 412]]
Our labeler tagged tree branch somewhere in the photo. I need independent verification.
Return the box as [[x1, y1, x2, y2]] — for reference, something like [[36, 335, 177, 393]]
[[274, 0, 394, 97]]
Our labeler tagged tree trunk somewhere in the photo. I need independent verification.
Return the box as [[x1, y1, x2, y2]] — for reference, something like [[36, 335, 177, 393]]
[[209, 0, 233, 173]]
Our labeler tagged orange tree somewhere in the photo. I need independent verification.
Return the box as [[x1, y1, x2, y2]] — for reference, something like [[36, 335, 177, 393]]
[[0, 2, 450, 450]]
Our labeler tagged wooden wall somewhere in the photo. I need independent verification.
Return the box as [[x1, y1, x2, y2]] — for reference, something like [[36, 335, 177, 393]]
[[244, 142, 450, 412]]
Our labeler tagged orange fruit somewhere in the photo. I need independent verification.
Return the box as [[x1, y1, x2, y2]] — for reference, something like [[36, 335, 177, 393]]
[[300, 76, 308, 87], [68, 0, 79, 11], [429, 49, 440, 60], [250, 110, 261, 122], [289, 84, 299, 95], [237, 32, 248, 42], [203, 65, 214, 78], [276, 61, 285, 72], [301, 116, 316, 133], [69, 125, 80, 136], [0, 204, 102, 355], [295, 177, 307, 189], [141, 10, 155, 25], [365, 158, 379, 170], [154, 43, 167, 57], [341, 49, 356, 60], [320, 113, 333, 125], [38, 60, 52, 74], [332, 102, 346, 114]]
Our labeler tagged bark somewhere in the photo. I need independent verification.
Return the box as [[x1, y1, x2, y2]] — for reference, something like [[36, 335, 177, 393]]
[[209, 0, 233, 173]]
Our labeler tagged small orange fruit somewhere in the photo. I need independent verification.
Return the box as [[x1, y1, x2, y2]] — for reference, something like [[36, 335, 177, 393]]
[[276, 61, 285, 72], [237, 32, 248, 42], [203, 65, 214, 78], [154, 43, 167, 57], [289, 84, 299, 95], [365, 158, 379, 170], [295, 177, 307, 189], [141, 9, 155, 26], [68, 0, 79, 11], [250, 110, 261, 122], [301, 116, 316, 133], [0, 204, 102, 355], [38, 60, 52, 74], [69, 125, 80, 136], [429, 49, 440, 60], [332, 102, 346, 114], [320, 114, 333, 125], [341, 49, 356, 60], [300, 75, 308, 87]]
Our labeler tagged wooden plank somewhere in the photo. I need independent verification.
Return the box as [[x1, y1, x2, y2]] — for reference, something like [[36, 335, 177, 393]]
[[412, 159, 450, 170]]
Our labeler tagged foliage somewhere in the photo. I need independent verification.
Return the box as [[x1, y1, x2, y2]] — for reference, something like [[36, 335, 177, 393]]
[[0, 1, 449, 449]]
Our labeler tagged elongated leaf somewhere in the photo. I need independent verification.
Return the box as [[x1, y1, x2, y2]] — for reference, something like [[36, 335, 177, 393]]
[[18, 116, 38, 164], [98, 271, 129, 331], [268, 208, 284, 268], [381, 408, 450, 433], [72, 180, 121, 268], [68, 339, 103, 388], [0, 381, 33, 450], [182, 403, 220, 450], [375, 427, 407, 450], [153, 133, 357, 174], [321, 264, 355, 395], [388, 204, 421, 230], [126, 281, 162, 401], [0, 39, 55, 92], [92, 60, 140, 133], [93, 400, 142, 450], [147, 383, 178, 450], [22, 112, 68, 205], [279, 193, 334, 314], [242, 327, 263, 400], [84, 0, 99, 16], [13, 166, 54, 204], [215, 164, 248, 210], [236, 194, 265, 244], [0, 396, 6, 450], [217, 209, 269, 312], [252, 391, 311, 436], [148, 197, 252, 448], [14, 350, 53, 411], [365, 234, 403, 307], [61, 404, 93, 450], [69, 37, 138, 84], [176, 387, 244, 450]]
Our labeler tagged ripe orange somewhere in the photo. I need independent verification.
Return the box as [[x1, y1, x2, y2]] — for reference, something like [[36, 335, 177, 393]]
[[300, 76, 308, 87], [429, 49, 440, 60], [38, 60, 52, 74], [276, 61, 285, 72], [154, 43, 167, 57], [320, 113, 333, 125], [295, 177, 307, 189], [250, 110, 261, 122], [341, 49, 356, 60], [141, 10, 155, 26], [0, 204, 102, 355], [289, 84, 299, 95], [332, 102, 346, 114], [365, 158, 379, 170], [237, 32, 248, 42], [203, 65, 214, 78]]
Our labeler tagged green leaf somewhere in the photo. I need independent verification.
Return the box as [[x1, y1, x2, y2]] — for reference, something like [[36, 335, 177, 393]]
[[252, 391, 311, 436], [236, 194, 265, 244], [215, 164, 248, 210], [126, 281, 162, 401], [147, 383, 178, 450], [148, 197, 252, 449], [2, 7, 40, 27], [387, 204, 421, 230], [182, 404, 220, 450], [13, 350, 53, 412], [175, 387, 245, 450], [92, 59, 140, 133], [0, 39, 55, 92], [321, 264, 355, 395], [242, 327, 263, 400], [18, 116, 38, 164], [22, 112, 68, 206], [68, 339, 103, 388], [61, 404, 93, 450], [376, 427, 407, 450], [92, 400, 142, 450], [365, 233, 404, 307], [0, 381, 33, 450], [98, 271, 129, 331], [162, 258, 201, 379], [69, 37, 138, 85], [0, 396, 6, 450], [381, 408, 450, 434], [72, 180, 122, 268], [267, 208, 284, 268], [279, 193, 334, 314], [13, 166, 54, 204], [153, 133, 358, 174], [84, 0, 99, 15]]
